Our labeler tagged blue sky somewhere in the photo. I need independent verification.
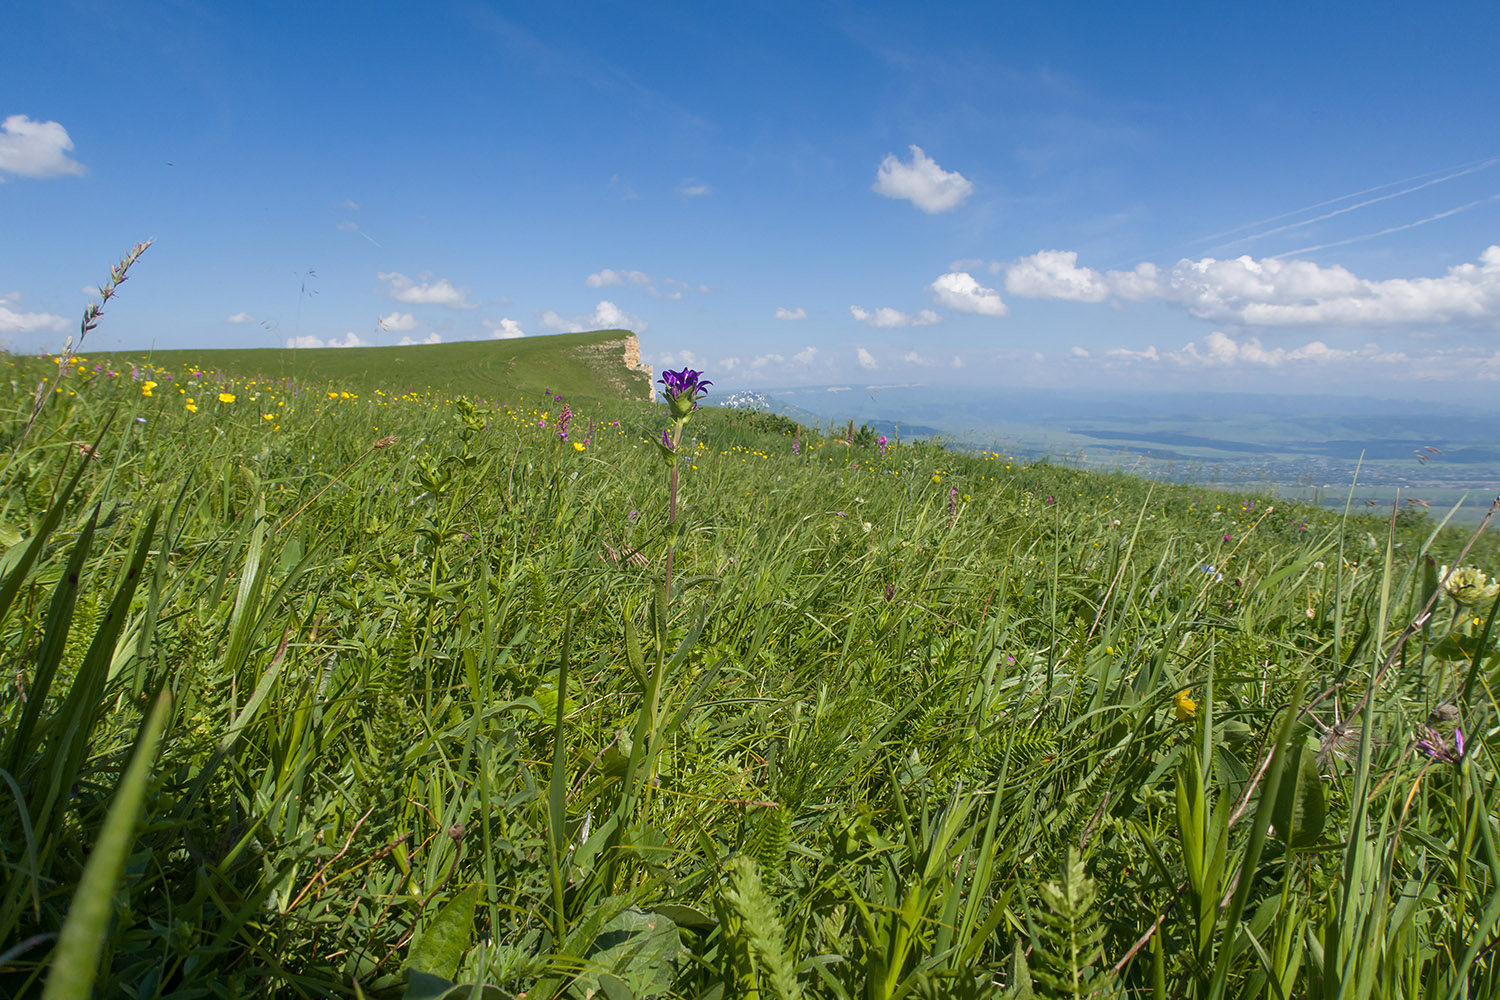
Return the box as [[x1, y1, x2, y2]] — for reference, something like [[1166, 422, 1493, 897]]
[[4, 1, 1499, 401]]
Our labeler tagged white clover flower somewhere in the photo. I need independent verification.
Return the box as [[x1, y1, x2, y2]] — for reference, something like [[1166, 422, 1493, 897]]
[[1440, 565, 1500, 606]]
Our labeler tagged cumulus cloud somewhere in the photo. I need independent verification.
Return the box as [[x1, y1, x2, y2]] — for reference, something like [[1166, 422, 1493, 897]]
[[677, 178, 713, 198], [542, 301, 648, 334], [591, 300, 646, 331], [0, 294, 68, 334], [719, 357, 742, 371], [931, 271, 1008, 316], [850, 305, 941, 328], [873, 145, 973, 213], [903, 350, 934, 366], [1006, 246, 1500, 328], [1005, 250, 1115, 302], [750, 353, 785, 368], [774, 306, 807, 321], [951, 355, 965, 369], [289, 331, 367, 349], [0, 115, 86, 179], [398, 332, 443, 345], [792, 346, 818, 365], [226, 312, 254, 324], [485, 318, 525, 339], [377, 271, 477, 309], [377, 311, 416, 331], [856, 347, 878, 370]]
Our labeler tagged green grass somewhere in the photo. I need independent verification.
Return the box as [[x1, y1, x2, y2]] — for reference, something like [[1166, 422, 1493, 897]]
[[91, 328, 655, 404], [2, 335, 1499, 999]]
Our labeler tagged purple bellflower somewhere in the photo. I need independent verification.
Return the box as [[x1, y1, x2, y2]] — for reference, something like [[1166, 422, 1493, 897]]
[[659, 368, 712, 421]]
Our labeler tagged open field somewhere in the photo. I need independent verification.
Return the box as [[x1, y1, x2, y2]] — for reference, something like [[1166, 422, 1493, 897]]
[[2, 339, 1499, 998]]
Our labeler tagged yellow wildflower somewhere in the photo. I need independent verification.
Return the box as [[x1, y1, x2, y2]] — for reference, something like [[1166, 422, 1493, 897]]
[[1174, 690, 1197, 722], [573, 442, 585, 451], [218, 392, 236, 403], [185, 402, 197, 413], [141, 380, 157, 397]]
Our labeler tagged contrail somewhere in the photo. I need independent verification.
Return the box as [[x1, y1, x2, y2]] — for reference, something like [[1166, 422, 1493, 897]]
[[1220, 158, 1499, 249], [1117, 155, 1498, 268], [1272, 193, 1500, 258]]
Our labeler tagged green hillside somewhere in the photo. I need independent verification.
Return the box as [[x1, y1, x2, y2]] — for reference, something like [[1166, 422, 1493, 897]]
[[94, 328, 655, 403], [3, 341, 1499, 997]]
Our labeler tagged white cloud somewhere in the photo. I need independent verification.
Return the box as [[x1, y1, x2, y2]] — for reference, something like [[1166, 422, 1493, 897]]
[[902, 350, 934, 366], [775, 306, 807, 320], [1005, 250, 1114, 302], [377, 271, 477, 309], [850, 305, 941, 328], [719, 356, 742, 371], [541, 301, 647, 333], [657, 349, 705, 369], [288, 331, 367, 348], [872, 145, 973, 213], [750, 353, 785, 368], [793, 346, 818, 365], [340, 199, 360, 210], [1006, 245, 1500, 328], [1104, 331, 1410, 369], [951, 354, 965, 369], [336, 221, 359, 231], [0, 115, 86, 179], [398, 332, 443, 345], [486, 318, 525, 339], [587, 268, 652, 288], [539, 310, 575, 333], [677, 178, 713, 198], [931, 271, 1008, 316], [0, 294, 68, 334], [856, 347, 878, 370], [226, 312, 254, 324], [1069, 346, 1091, 358], [591, 300, 646, 331], [377, 311, 416, 331], [1106, 345, 1160, 362]]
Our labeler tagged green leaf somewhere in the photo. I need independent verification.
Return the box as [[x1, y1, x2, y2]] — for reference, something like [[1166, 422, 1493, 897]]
[[405, 884, 481, 998], [41, 692, 171, 1000], [568, 908, 683, 1000], [1271, 738, 1327, 849], [1006, 936, 1034, 1000]]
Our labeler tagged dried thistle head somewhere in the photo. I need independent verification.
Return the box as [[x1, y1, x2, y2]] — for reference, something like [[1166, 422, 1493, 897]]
[[1316, 725, 1373, 768]]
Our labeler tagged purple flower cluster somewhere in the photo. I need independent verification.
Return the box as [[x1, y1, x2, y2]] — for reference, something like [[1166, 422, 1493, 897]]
[[1417, 726, 1466, 764], [659, 368, 712, 419]]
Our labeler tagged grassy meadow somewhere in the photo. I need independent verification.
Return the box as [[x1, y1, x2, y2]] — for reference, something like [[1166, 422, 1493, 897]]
[[2, 324, 1500, 998]]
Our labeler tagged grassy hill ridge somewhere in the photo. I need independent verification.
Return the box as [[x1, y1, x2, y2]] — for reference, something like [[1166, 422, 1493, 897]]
[[93, 328, 655, 403]]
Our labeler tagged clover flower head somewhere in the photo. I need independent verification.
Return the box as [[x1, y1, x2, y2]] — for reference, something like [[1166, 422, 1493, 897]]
[[1440, 565, 1500, 606], [658, 367, 711, 419]]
